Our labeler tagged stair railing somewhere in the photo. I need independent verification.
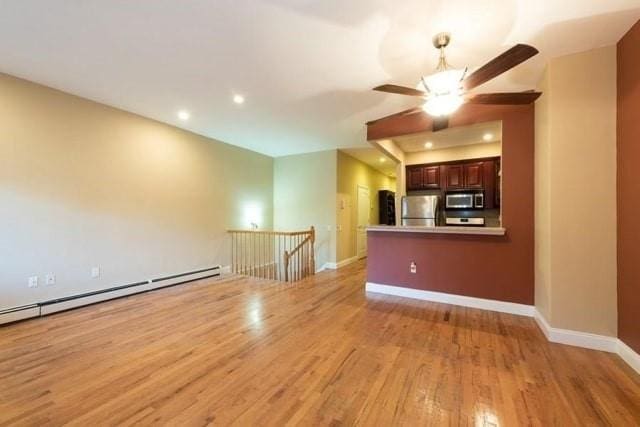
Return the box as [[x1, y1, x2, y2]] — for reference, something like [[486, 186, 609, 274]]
[[228, 227, 315, 282]]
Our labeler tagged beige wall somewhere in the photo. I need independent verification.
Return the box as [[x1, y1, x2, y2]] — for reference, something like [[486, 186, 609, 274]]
[[534, 70, 552, 321], [274, 150, 337, 269], [336, 151, 395, 262], [405, 141, 502, 165], [534, 46, 618, 336], [0, 73, 273, 311]]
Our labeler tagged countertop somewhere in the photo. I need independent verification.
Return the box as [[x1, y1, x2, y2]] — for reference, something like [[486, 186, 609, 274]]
[[366, 225, 506, 236]]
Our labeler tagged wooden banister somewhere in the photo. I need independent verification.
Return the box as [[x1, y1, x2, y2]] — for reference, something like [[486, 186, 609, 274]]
[[228, 227, 316, 282]]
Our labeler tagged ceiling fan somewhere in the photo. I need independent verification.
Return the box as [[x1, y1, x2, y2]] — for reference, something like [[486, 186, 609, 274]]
[[369, 32, 541, 132]]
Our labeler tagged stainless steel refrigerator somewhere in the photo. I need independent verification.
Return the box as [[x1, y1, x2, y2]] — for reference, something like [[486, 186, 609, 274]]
[[401, 195, 439, 226]]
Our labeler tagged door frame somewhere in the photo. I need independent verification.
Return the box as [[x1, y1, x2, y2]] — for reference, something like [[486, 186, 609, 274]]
[[356, 184, 370, 259]]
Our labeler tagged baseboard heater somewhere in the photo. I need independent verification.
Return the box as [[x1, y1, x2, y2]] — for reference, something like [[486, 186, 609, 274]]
[[0, 266, 221, 325]]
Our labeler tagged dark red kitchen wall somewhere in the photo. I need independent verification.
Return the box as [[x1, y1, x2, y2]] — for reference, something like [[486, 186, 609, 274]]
[[617, 20, 640, 353], [367, 104, 534, 304]]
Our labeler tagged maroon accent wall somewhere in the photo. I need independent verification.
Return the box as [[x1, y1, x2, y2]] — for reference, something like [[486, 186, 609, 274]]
[[617, 20, 640, 353], [367, 104, 534, 304]]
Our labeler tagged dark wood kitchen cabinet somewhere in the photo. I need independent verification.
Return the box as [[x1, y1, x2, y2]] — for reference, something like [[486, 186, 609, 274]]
[[423, 166, 440, 188], [464, 162, 484, 189], [406, 165, 442, 190], [445, 165, 464, 189], [406, 156, 499, 194], [407, 166, 424, 190]]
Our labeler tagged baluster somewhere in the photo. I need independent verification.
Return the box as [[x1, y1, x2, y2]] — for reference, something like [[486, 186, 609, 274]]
[[296, 234, 300, 280], [310, 226, 315, 275], [259, 232, 262, 278]]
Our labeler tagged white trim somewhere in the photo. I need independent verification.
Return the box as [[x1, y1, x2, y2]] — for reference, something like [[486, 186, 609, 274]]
[[40, 284, 152, 315], [321, 262, 336, 270], [618, 340, 640, 374], [221, 265, 232, 274], [3, 266, 221, 321], [0, 306, 41, 325], [533, 309, 618, 353], [356, 184, 370, 259], [321, 256, 360, 271], [534, 309, 640, 374], [365, 282, 640, 375], [365, 282, 535, 317]]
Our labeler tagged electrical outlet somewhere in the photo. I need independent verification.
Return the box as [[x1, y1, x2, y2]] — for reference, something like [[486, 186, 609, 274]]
[[91, 267, 100, 278], [410, 262, 417, 274], [45, 274, 56, 286], [28, 276, 38, 288]]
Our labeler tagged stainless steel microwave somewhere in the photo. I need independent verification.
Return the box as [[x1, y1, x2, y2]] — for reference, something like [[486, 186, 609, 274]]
[[445, 192, 484, 209]]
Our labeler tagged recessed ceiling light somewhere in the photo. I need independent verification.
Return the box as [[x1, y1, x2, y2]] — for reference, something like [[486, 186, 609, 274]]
[[233, 94, 245, 104], [483, 133, 493, 142], [177, 110, 190, 121], [379, 157, 386, 163], [425, 141, 433, 149]]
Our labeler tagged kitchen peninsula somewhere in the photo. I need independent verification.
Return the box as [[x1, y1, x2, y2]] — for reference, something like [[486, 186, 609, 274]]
[[365, 103, 534, 312]]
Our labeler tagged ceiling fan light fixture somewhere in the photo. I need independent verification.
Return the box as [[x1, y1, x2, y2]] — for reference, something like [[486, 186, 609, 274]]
[[420, 68, 464, 117], [371, 34, 541, 127], [421, 69, 464, 94], [423, 92, 463, 117]]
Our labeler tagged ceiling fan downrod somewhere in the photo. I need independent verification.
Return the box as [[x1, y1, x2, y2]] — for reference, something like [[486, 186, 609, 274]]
[[432, 32, 452, 72]]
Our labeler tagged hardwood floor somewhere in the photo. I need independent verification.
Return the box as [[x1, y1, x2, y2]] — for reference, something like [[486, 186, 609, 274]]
[[1, 260, 639, 426]]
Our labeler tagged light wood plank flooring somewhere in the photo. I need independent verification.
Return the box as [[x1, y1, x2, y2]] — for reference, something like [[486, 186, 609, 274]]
[[1, 261, 639, 425]]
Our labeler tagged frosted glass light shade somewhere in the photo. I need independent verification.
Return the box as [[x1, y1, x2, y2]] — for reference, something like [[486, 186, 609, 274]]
[[421, 68, 465, 117], [422, 69, 465, 95], [423, 93, 464, 117]]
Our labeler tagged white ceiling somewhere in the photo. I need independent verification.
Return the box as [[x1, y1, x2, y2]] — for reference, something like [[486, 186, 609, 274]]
[[0, 1, 639, 157], [395, 121, 502, 152]]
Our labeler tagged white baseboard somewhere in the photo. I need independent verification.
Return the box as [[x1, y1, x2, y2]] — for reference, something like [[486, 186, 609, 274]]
[[0, 305, 41, 325], [365, 282, 535, 317], [365, 281, 640, 375], [533, 310, 618, 353], [322, 256, 360, 271], [221, 265, 231, 274], [2, 266, 221, 324], [534, 310, 640, 374], [618, 340, 640, 374]]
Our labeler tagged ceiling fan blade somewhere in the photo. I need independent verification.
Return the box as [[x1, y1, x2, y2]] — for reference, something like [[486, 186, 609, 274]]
[[463, 44, 539, 91], [373, 84, 427, 97], [466, 91, 542, 105], [366, 106, 424, 125], [432, 116, 449, 132]]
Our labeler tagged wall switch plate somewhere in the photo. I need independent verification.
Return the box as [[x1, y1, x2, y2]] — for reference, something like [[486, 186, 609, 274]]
[[45, 274, 55, 286], [91, 267, 100, 278], [410, 262, 417, 274], [28, 276, 38, 288]]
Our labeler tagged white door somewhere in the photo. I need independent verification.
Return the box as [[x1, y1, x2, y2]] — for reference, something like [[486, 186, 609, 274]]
[[356, 185, 370, 259]]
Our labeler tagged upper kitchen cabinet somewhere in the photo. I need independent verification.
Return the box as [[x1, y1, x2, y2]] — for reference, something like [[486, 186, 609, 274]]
[[398, 119, 502, 194], [406, 157, 499, 193], [444, 164, 464, 189], [423, 166, 440, 188], [463, 162, 484, 189], [406, 165, 441, 190], [407, 166, 424, 191]]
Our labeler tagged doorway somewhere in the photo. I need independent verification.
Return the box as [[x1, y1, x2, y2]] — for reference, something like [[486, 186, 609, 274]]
[[356, 185, 370, 259]]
